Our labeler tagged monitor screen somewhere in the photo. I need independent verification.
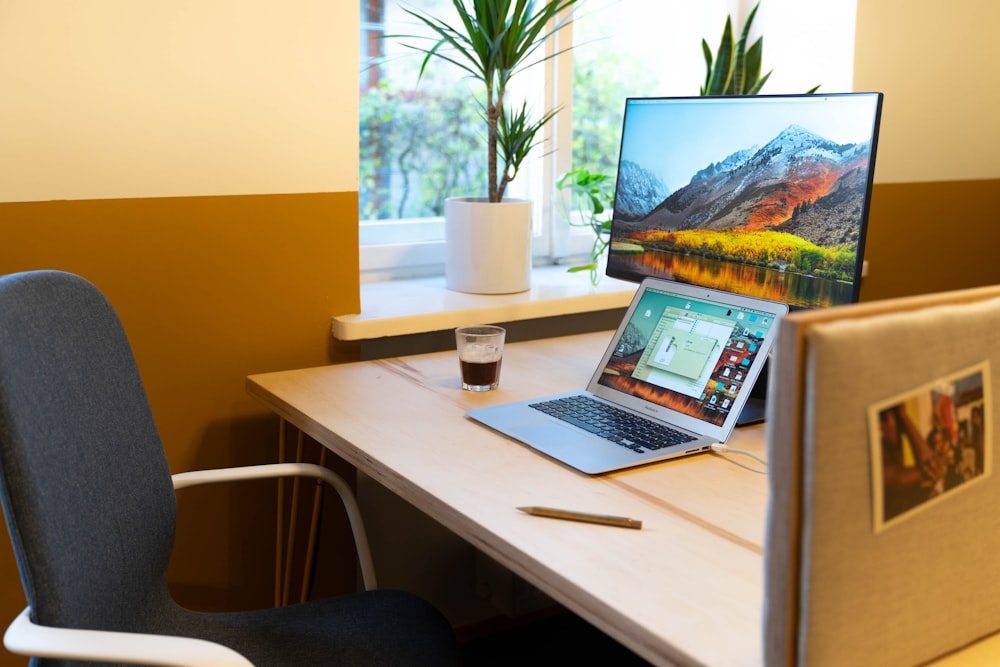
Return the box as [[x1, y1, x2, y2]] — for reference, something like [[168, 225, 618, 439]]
[[606, 93, 883, 309]]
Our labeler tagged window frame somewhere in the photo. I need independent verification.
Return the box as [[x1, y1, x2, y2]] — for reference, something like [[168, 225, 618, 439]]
[[358, 2, 590, 282]]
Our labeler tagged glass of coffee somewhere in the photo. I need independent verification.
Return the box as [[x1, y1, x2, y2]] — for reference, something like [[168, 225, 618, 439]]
[[455, 325, 505, 391]]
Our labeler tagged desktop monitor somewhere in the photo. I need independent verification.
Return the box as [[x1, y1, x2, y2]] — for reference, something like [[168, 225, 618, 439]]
[[606, 92, 883, 310]]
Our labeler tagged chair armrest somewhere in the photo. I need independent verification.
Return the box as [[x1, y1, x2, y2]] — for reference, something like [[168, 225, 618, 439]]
[[4, 607, 252, 667], [172, 462, 376, 590]]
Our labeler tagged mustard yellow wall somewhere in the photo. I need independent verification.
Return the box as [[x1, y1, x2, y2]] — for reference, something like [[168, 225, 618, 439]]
[[0, 1, 361, 664], [861, 180, 1000, 301], [0, 194, 361, 660], [854, 0, 1000, 184]]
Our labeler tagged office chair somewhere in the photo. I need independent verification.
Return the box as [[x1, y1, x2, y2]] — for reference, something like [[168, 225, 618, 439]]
[[0, 270, 462, 666]]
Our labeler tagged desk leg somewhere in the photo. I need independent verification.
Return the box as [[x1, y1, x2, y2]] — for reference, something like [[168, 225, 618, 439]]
[[300, 447, 327, 602], [275, 419, 286, 607], [283, 429, 305, 605], [274, 418, 329, 607], [275, 418, 361, 605]]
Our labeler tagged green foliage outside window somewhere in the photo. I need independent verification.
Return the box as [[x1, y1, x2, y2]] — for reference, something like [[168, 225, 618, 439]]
[[560, 32, 659, 282], [359, 79, 487, 221], [568, 52, 631, 181]]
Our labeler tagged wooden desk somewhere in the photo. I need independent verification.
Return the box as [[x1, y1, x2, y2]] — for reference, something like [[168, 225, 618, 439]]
[[247, 331, 768, 667]]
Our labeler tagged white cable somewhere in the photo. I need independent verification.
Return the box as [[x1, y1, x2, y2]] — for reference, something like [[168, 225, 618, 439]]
[[710, 442, 768, 469]]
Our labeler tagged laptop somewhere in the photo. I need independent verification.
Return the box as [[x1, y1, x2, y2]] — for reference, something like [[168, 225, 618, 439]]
[[466, 277, 788, 474]]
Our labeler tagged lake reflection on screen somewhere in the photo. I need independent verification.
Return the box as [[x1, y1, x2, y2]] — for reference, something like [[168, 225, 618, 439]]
[[607, 249, 854, 309]]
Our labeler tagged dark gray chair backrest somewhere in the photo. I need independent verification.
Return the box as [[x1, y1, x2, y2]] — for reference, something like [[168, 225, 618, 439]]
[[0, 270, 177, 632]]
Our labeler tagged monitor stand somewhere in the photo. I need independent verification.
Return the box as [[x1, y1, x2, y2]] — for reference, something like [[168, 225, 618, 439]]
[[736, 358, 770, 427]]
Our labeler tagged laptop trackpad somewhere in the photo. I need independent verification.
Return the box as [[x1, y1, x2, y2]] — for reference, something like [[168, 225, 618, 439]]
[[506, 419, 633, 473], [514, 419, 583, 451]]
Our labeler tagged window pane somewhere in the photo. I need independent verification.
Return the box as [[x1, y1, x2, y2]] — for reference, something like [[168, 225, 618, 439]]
[[753, 0, 857, 95], [360, 0, 488, 223], [569, 0, 857, 177], [571, 1, 731, 178]]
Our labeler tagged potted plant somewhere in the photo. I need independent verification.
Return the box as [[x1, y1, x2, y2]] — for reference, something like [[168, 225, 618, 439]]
[[401, 0, 580, 294]]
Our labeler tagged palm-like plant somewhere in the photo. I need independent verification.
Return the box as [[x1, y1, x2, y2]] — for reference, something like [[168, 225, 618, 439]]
[[401, 0, 579, 203]]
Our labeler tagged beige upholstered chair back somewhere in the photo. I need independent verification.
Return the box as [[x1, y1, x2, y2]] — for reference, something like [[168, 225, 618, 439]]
[[765, 285, 1000, 666]]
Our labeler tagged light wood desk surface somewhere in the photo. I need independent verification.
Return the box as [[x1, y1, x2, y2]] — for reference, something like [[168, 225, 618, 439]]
[[247, 331, 769, 667]]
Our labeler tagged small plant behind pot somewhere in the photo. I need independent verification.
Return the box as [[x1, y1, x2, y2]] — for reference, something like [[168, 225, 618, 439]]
[[556, 168, 614, 285]]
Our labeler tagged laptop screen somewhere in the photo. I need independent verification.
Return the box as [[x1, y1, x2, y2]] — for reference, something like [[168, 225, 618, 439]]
[[596, 284, 782, 427]]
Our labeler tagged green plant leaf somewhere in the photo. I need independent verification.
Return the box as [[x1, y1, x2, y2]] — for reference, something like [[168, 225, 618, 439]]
[[567, 264, 596, 273], [398, 0, 580, 202], [700, 39, 714, 95], [742, 38, 765, 93], [746, 70, 772, 95], [732, 4, 759, 94], [700, 1, 808, 97], [706, 16, 734, 95], [556, 167, 615, 283]]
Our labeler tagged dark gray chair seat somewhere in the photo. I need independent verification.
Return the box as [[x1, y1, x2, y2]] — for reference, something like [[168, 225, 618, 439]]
[[0, 270, 462, 666]]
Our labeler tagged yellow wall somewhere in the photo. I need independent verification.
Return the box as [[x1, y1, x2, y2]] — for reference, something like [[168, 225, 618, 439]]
[[0, 1, 357, 200], [0, 192, 362, 596], [854, 0, 1000, 184], [853, 0, 1000, 301], [862, 180, 999, 301], [0, 3, 360, 665]]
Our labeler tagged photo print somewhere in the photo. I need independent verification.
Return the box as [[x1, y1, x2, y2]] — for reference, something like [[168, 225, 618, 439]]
[[869, 361, 991, 532]]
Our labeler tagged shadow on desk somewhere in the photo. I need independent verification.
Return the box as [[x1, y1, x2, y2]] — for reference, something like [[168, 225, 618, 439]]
[[358, 309, 627, 360], [460, 611, 651, 666]]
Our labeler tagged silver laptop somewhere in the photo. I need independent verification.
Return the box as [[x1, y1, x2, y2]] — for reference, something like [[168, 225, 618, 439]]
[[466, 277, 788, 474]]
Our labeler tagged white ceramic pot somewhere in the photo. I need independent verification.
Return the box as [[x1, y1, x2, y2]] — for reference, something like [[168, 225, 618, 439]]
[[445, 197, 532, 294]]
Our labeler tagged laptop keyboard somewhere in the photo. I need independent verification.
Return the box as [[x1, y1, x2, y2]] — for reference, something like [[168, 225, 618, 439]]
[[529, 395, 696, 454]]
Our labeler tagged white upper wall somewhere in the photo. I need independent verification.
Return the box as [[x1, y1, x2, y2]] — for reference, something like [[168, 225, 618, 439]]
[[0, 1, 358, 202], [2, 1, 994, 202], [854, 0, 1000, 183], [755, 0, 857, 96]]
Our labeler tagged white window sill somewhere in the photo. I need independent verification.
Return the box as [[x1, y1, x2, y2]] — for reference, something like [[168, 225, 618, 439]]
[[332, 266, 638, 341]]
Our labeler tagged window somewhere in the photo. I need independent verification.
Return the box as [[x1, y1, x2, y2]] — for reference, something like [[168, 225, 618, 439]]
[[359, 0, 857, 281]]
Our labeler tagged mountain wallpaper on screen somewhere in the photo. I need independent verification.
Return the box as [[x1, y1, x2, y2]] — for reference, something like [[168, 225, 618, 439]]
[[608, 122, 875, 307], [614, 124, 872, 248]]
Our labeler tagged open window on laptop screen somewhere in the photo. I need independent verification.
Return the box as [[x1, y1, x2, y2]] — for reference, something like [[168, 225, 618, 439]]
[[596, 283, 781, 429], [605, 92, 883, 422]]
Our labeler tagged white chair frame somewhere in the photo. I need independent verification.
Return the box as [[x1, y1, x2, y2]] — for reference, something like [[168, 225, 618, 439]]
[[4, 462, 375, 666]]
